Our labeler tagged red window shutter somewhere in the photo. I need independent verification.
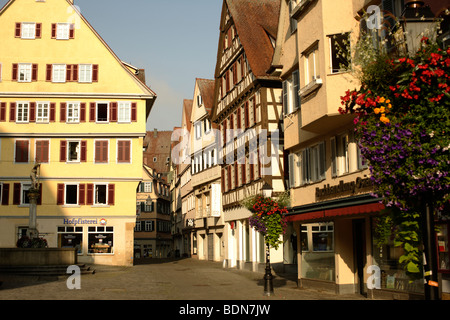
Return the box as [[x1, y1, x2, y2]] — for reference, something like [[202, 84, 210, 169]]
[[227, 166, 231, 191], [29, 102, 36, 122], [92, 65, 98, 82], [131, 102, 137, 122], [35, 23, 42, 38], [69, 24, 75, 39], [108, 184, 115, 206], [57, 183, 64, 205], [250, 163, 254, 181], [15, 23, 21, 38], [1, 183, 9, 205], [15, 140, 29, 163], [46, 64, 52, 81], [86, 184, 94, 205], [60, 103, 66, 122], [9, 102, 16, 122], [253, 96, 257, 123], [79, 184, 85, 205], [80, 103, 86, 122], [36, 140, 49, 163], [37, 183, 42, 205], [51, 24, 56, 39], [118, 140, 130, 163], [60, 140, 67, 162], [80, 140, 87, 162], [89, 103, 96, 122], [241, 164, 246, 185], [223, 119, 227, 146], [72, 64, 78, 82], [32, 64, 38, 81], [110, 102, 117, 122], [95, 140, 108, 163], [234, 162, 238, 187], [13, 183, 21, 205], [12, 64, 18, 81], [0, 102, 6, 122], [66, 65, 72, 82], [50, 103, 56, 122], [245, 101, 249, 127]]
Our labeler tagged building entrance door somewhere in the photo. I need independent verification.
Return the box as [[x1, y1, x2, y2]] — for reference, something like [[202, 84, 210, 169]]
[[353, 219, 366, 296], [208, 233, 214, 261]]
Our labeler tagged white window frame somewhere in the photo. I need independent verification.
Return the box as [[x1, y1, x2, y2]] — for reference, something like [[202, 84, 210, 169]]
[[18, 63, 32, 82], [67, 140, 81, 163], [16, 102, 30, 123], [331, 133, 349, 177], [116, 139, 132, 164], [21, 22, 36, 39], [118, 102, 131, 123], [195, 122, 202, 140], [78, 64, 92, 83], [93, 139, 109, 164], [35, 139, 50, 164], [94, 183, 109, 206], [299, 141, 326, 185], [64, 183, 79, 206], [20, 183, 32, 206], [52, 64, 66, 83], [56, 23, 70, 40], [36, 102, 50, 123], [67, 102, 80, 123], [282, 70, 301, 115], [329, 33, 350, 74], [96, 102, 109, 123]]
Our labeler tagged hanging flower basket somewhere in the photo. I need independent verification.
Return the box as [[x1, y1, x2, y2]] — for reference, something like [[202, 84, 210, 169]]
[[242, 192, 289, 250]]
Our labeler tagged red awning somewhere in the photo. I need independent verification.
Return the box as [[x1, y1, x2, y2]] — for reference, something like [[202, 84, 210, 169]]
[[286, 202, 385, 222]]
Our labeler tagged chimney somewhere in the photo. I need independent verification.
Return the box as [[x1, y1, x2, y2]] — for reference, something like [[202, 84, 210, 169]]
[[154, 128, 158, 138]]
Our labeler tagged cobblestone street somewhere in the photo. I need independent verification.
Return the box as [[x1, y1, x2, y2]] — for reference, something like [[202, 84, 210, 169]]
[[0, 258, 369, 301]]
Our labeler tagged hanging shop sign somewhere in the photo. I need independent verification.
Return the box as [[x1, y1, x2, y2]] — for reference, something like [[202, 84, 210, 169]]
[[315, 177, 373, 200]]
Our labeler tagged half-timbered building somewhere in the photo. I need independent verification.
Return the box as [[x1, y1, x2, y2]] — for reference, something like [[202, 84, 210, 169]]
[[211, 0, 285, 272]]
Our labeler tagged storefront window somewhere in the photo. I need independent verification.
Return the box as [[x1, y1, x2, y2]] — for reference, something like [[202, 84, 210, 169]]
[[88, 226, 114, 254], [57, 226, 83, 254], [372, 218, 423, 293], [301, 222, 335, 282], [437, 223, 449, 271]]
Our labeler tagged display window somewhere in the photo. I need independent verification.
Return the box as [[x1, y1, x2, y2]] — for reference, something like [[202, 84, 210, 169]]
[[88, 226, 114, 254], [300, 222, 335, 282], [371, 217, 423, 293], [57, 226, 83, 254], [436, 223, 450, 272]]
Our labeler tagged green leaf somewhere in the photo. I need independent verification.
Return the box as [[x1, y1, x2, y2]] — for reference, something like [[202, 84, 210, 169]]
[[406, 261, 420, 274]]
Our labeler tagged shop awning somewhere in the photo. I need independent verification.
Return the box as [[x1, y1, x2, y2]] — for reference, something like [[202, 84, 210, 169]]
[[286, 194, 385, 222]]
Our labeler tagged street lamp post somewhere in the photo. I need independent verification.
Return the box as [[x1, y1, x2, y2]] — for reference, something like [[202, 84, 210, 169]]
[[261, 182, 274, 296]]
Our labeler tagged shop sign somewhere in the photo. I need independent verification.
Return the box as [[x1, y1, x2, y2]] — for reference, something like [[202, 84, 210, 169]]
[[63, 218, 107, 226], [315, 177, 373, 200]]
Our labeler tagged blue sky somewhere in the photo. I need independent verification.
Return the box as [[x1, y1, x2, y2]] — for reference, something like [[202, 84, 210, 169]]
[[0, 0, 222, 131]]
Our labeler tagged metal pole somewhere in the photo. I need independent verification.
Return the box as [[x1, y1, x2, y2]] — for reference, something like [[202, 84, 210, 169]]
[[423, 201, 439, 300], [263, 242, 274, 296]]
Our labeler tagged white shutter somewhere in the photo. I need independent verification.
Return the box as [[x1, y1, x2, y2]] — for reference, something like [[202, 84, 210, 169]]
[[288, 153, 296, 188], [319, 142, 326, 180], [331, 137, 337, 177]]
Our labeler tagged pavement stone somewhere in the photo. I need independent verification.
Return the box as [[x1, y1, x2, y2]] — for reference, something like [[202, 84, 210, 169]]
[[0, 257, 371, 301]]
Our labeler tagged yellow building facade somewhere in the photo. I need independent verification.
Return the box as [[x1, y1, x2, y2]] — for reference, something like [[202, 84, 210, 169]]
[[0, 0, 156, 266]]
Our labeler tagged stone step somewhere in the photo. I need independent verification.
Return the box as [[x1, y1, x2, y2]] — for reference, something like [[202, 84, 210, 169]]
[[0, 264, 95, 276]]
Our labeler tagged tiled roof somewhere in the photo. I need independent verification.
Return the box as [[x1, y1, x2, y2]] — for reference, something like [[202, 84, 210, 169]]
[[183, 99, 193, 131], [196, 78, 215, 115], [225, 0, 280, 78]]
